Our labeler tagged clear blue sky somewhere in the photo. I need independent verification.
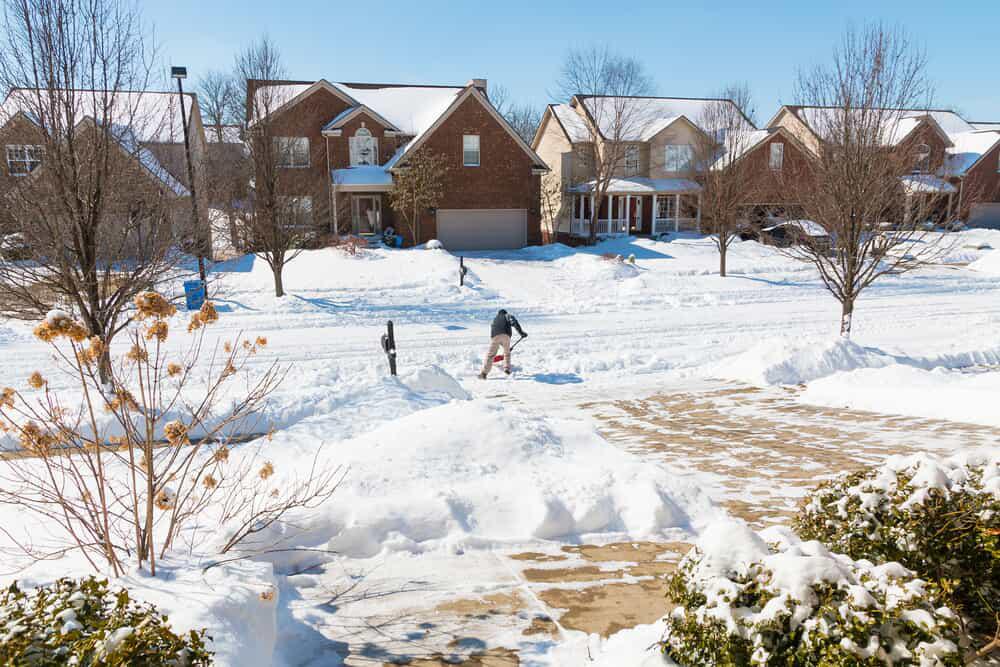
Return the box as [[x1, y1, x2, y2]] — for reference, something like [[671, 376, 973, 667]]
[[147, 0, 1000, 124]]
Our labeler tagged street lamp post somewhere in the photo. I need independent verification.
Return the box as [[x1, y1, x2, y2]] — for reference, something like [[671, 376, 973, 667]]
[[171, 66, 207, 282]]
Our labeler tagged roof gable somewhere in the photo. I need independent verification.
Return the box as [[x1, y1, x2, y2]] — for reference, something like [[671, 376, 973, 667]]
[[322, 105, 401, 134], [388, 86, 548, 172], [574, 95, 756, 142]]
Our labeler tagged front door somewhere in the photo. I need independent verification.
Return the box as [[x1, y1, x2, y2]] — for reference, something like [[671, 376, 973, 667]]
[[353, 195, 382, 234], [630, 197, 642, 233]]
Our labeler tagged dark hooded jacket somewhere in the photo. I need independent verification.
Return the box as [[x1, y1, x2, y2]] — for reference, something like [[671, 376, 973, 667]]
[[490, 309, 525, 338]]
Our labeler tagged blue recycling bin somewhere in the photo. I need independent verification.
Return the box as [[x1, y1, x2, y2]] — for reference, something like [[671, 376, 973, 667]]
[[183, 280, 206, 311]]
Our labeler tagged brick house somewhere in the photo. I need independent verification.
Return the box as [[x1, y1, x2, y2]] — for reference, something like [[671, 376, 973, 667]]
[[0, 88, 211, 249], [767, 105, 1000, 226], [245, 78, 548, 250], [532, 95, 815, 240]]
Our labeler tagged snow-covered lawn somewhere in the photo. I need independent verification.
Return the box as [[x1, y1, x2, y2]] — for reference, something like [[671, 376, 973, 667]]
[[1, 231, 999, 664]]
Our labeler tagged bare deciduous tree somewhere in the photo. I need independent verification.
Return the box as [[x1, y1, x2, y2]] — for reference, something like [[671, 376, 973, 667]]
[[778, 23, 954, 337], [196, 69, 240, 141], [489, 84, 542, 145], [388, 149, 448, 245], [0, 0, 183, 380], [555, 45, 654, 244], [235, 35, 308, 297], [693, 83, 760, 277], [539, 172, 565, 242]]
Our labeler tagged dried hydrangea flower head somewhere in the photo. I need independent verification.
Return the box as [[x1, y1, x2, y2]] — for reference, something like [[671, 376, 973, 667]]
[[34, 310, 89, 343], [259, 461, 274, 480], [134, 292, 177, 320], [166, 363, 182, 377], [187, 301, 220, 332], [144, 320, 169, 343], [27, 372, 46, 389], [163, 420, 189, 446]]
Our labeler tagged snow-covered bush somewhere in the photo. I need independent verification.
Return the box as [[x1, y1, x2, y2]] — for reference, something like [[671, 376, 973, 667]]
[[661, 521, 964, 666], [0, 577, 211, 665], [425, 239, 444, 250], [794, 451, 1000, 630]]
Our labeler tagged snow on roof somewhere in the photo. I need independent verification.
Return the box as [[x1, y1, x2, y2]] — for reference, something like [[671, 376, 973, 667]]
[[763, 220, 828, 237], [899, 174, 957, 195], [550, 104, 590, 142], [110, 124, 188, 195], [1, 88, 195, 144], [336, 83, 461, 137], [712, 128, 774, 169], [577, 96, 754, 141], [944, 130, 1000, 176], [971, 121, 1000, 131], [568, 177, 701, 194], [331, 165, 392, 187], [791, 106, 973, 145], [253, 80, 463, 138]]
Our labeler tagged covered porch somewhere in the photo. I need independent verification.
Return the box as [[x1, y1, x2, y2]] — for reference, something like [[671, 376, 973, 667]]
[[567, 178, 702, 238], [331, 166, 393, 237]]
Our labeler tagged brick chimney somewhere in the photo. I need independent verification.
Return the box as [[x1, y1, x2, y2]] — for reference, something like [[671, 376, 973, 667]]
[[467, 78, 488, 94]]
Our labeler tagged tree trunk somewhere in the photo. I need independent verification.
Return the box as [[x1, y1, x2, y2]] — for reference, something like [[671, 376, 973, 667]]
[[840, 298, 854, 338], [719, 240, 728, 277], [273, 265, 284, 298]]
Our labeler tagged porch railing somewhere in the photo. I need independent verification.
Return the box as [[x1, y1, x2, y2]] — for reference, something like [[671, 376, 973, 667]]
[[652, 217, 700, 235], [571, 218, 629, 237]]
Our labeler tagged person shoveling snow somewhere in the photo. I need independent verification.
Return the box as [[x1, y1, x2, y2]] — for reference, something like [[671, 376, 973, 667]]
[[479, 309, 527, 378]]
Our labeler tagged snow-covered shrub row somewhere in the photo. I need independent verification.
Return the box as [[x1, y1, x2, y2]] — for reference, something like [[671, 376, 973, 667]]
[[0, 577, 211, 665], [661, 521, 964, 666], [794, 450, 1000, 631]]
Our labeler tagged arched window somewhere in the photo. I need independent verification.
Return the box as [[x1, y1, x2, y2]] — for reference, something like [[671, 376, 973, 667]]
[[349, 126, 378, 166]]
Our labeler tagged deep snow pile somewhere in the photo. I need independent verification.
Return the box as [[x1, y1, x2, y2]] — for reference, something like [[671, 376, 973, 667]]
[[802, 365, 1000, 427], [968, 248, 1000, 275], [246, 395, 719, 563], [711, 336, 896, 385]]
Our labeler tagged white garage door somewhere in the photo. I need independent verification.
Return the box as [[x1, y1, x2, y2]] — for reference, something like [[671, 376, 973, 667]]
[[436, 209, 527, 251], [969, 203, 1000, 229]]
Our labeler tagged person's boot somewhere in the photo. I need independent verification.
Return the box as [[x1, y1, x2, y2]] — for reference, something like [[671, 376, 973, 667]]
[[478, 371, 487, 380], [504, 367, 511, 375]]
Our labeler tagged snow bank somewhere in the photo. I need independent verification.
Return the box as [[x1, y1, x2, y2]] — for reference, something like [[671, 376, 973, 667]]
[[802, 365, 1000, 427], [715, 335, 1000, 387], [247, 398, 719, 566], [556, 620, 674, 666], [713, 337, 895, 386], [969, 248, 1000, 275]]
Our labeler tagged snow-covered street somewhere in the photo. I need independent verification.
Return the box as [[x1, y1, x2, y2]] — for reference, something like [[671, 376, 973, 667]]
[[2, 232, 999, 665]]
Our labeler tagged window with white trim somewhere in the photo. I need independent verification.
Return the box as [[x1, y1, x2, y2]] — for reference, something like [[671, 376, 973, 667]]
[[6, 144, 42, 175], [624, 145, 640, 176], [769, 142, 784, 170], [278, 195, 313, 227], [349, 127, 379, 166], [274, 137, 310, 167], [664, 144, 693, 172], [656, 196, 676, 220], [463, 134, 480, 167]]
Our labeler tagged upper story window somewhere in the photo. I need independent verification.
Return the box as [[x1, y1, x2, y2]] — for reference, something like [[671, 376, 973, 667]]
[[349, 126, 379, 167], [769, 142, 785, 170], [664, 144, 693, 172], [624, 145, 639, 176], [463, 134, 480, 167], [913, 143, 931, 174], [6, 144, 42, 176], [274, 137, 310, 168]]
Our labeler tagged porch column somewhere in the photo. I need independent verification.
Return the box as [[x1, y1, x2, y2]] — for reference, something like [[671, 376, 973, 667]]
[[674, 193, 681, 232], [624, 195, 631, 233], [696, 193, 703, 232], [607, 194, 613, 234], [652, 194, 658, 234], [589, 194, 595, 229]]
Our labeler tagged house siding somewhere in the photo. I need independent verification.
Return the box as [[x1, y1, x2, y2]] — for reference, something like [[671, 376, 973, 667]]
[[411, 95, 541, 245]]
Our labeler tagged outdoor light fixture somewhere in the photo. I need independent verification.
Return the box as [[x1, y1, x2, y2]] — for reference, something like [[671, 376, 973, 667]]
[[171, 64, 206, 282], [170, 66, 188, 79]]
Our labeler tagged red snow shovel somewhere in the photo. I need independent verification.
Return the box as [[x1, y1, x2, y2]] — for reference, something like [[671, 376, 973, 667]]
[[493, 335, 526, 363]]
